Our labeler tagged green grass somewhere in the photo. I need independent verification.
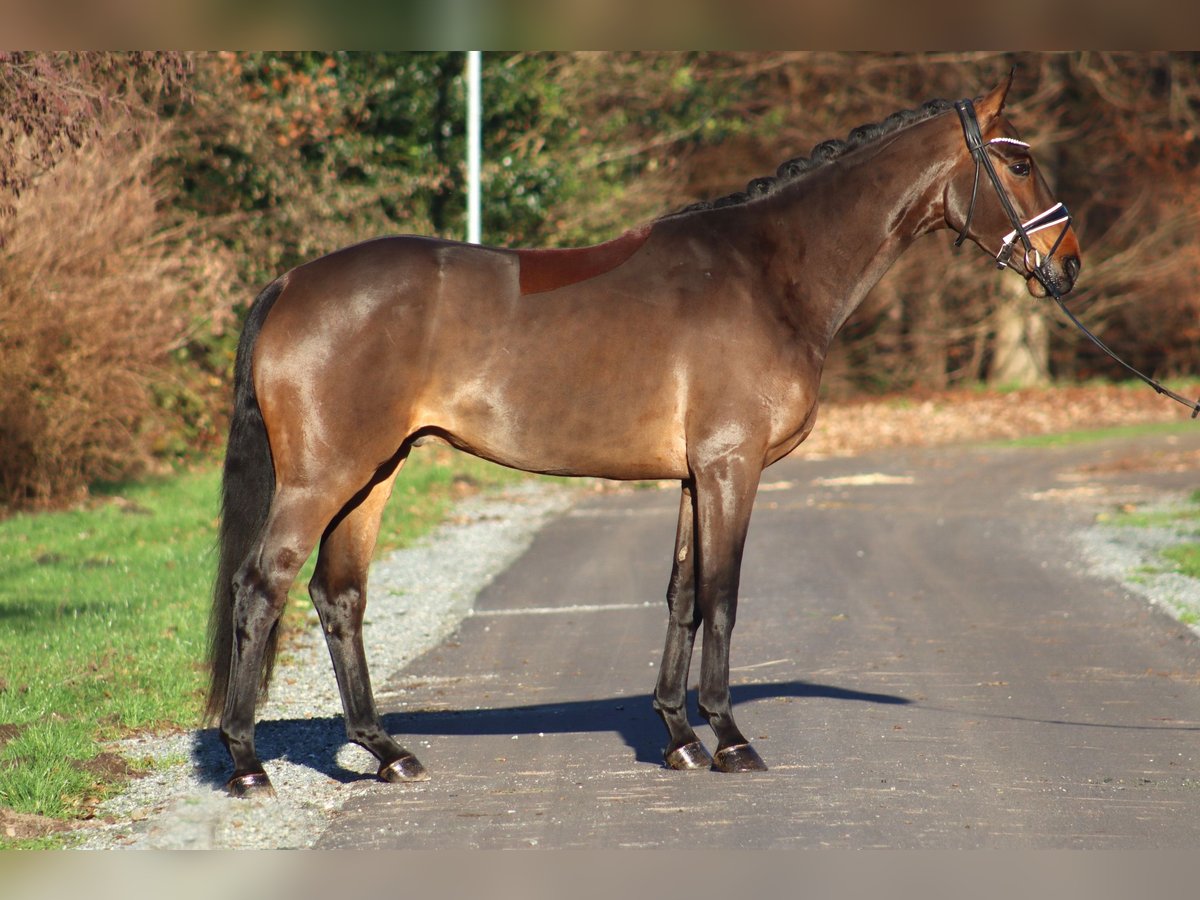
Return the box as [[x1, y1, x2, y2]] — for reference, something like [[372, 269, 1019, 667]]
[[1004, 419, 1197, 450], [1102, 495, 1200, 530], [1107, 511, 1200, 531], [0, 446, 527, 833], [1162, 543, 1200, 580]]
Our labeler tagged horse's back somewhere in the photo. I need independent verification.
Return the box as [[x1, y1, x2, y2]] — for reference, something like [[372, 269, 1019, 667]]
[[275, 235, 518, 318], [253, 235, 522, 391]]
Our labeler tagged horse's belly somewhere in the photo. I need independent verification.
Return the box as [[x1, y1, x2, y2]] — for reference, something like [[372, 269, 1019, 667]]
[[424, 379, 689, 480]]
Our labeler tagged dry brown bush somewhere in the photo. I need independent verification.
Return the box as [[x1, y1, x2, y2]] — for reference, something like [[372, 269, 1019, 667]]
[[0, 117, 236, 509]]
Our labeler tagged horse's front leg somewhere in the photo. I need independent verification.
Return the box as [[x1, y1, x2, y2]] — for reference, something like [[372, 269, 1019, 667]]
[[653, 482, 712, 769], [691, 449, 768, 773]]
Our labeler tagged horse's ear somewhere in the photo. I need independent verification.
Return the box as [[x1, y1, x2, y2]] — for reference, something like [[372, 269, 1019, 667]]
[[976, 68, 1015, 126]]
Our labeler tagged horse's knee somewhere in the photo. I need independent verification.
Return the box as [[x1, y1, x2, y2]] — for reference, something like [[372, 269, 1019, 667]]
[[315, 588, 365, 642], [309, 562, 362, 603], [309, 554, 365, 617]]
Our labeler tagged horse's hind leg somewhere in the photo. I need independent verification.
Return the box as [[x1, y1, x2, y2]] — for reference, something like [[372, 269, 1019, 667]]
[[653, 482, 713, 769], [309, 462, 427, 783], [221, 485, 339, 797]]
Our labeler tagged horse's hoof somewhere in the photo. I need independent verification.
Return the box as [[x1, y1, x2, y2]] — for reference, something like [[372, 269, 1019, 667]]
[[712, 743, 768, 773], [226, 771, 276, 799], [378, 753, 429, 783], [664, 740, 714, 770]]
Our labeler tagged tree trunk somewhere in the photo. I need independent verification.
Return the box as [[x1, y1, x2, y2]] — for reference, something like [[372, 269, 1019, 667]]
[[908, 283, 949, 391], [988, 275, 1050, 387]]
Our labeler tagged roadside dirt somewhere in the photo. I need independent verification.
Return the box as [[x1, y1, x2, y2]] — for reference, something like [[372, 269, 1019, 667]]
[[804, 383, 1196, 459], [1, 807, 84, 842]]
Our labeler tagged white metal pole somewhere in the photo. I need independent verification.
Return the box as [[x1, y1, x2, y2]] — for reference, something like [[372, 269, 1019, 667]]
[[466, 50, 482, 244]]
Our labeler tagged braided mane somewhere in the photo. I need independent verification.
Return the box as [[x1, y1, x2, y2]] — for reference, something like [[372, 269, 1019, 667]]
[[669, 98, 954, 216]]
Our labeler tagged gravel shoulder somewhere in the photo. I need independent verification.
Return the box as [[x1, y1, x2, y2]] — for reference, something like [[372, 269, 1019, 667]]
[[1078, 496, 1200, 638]]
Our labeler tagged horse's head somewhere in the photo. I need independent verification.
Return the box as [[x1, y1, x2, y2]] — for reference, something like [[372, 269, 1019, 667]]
[[945, 73, 1081, 298]]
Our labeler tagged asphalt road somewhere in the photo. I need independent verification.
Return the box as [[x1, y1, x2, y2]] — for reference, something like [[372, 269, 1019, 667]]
[[318, 429, 1200, 849]]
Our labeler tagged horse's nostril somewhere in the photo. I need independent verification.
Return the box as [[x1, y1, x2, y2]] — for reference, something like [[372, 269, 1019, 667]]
[[1063, 255, 1081, 282]]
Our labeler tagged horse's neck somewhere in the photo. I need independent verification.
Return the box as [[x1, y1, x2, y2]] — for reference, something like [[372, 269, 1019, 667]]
[[765, 124, 955, 352]]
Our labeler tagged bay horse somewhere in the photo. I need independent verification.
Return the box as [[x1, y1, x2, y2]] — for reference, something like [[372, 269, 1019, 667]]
[[206, 75, 1081, 797]]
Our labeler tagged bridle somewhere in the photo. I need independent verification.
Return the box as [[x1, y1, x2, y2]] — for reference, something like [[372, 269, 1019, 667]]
[[953, 98, 1072, 282], [953, 97, 1200, 418]]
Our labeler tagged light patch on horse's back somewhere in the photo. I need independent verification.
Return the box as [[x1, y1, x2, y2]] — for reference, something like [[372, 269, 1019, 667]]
[[515, 224, 653, 295]]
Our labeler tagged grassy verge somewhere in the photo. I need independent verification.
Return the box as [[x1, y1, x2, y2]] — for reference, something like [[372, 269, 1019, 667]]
[[1004, 419, 1197, 449], [1098, 489, 1200, 626], [1162, 543, 1200, 582], [1101, 489, 1200, 534], [0, 446, 527, 841]]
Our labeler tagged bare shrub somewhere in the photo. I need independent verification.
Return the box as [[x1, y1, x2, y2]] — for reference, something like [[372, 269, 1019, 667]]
[[0, 51, 190, 202], [0, 117, 236, 509]]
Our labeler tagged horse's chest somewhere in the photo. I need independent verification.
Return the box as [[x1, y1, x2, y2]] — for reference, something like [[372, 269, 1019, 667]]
[[764, 382, 821, 464]]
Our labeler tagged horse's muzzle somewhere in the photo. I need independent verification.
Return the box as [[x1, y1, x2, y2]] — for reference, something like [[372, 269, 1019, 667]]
[[1027, 253, 1080, 298]]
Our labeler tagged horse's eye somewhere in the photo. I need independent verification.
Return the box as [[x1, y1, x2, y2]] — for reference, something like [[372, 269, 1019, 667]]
[[1010, 162, 1031, 177]]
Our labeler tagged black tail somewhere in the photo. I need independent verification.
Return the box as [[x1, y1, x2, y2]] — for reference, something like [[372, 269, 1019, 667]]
[[204, 278, 286, 724]]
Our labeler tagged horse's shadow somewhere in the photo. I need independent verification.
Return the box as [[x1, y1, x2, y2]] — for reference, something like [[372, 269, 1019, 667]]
[[191, 679, 910, 788]]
